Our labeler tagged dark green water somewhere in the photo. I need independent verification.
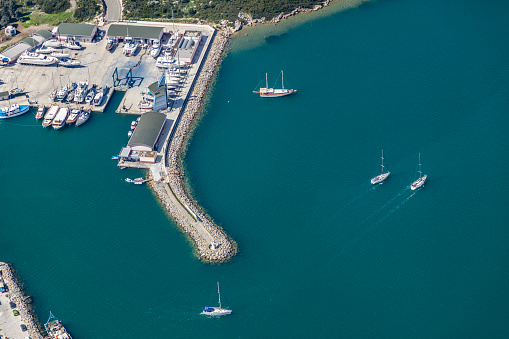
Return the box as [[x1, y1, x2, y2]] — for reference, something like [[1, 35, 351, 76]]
[[2, 0, 509, 337]]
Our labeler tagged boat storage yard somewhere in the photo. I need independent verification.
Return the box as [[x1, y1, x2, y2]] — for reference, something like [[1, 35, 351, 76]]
[[0, 21, 214, 118]]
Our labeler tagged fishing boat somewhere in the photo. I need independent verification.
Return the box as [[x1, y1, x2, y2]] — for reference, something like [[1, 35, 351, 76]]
[[42, 105, 59, 127], [44, 312, 72, 339], [150, 41, 162, 58], [93, 87, 106, 106], [106, 37, 117, 51], [371, 150, 390, 184], [253, 70, 296, 97], [75, 109, 91, 126], [410, 153, 427, 190], [201, 282, 232, 317], [137, 98, 153, 109], [0, 104, 30, 119], [66, 109, 80, 124], [58, 58, 81, 67], [74, 80, 88, 104], [85, 85, 96, 103], [36, 106, 46, 119], [17, 52, 58, 66], [52, 107, 69, 129]]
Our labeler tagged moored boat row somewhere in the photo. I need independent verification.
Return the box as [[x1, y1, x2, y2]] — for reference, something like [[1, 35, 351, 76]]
[[40, 104, 91, 128]]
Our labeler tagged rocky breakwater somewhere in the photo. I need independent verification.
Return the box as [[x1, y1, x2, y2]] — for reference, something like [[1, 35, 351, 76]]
[[0, 262, 44, 339], [151, 31, 237, 263]]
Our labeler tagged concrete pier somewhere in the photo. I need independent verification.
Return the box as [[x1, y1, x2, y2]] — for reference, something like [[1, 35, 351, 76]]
[[0, 262, 44, 339]]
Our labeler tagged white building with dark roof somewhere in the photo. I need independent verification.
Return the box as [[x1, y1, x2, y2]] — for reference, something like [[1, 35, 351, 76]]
[[57, 23, 97, 42]]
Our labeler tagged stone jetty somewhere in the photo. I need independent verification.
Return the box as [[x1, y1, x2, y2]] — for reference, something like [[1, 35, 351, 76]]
[[149, 30, 237, 263], [0, 262, 44, 339]]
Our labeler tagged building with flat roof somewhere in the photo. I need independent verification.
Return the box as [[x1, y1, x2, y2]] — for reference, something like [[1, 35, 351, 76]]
[[57, 23, 97, 42], [127, 112, 167, 152], [107, 24, 164, 44], [177, 31, 202, 64]]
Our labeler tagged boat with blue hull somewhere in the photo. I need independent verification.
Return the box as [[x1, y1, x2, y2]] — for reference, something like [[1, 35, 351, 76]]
[[0, 104, 30, 119]]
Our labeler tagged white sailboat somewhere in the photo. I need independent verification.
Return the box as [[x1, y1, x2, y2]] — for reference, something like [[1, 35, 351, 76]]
[[410, 153, 427, 190], [371, 150, 390, 184], [200, 282, 232, 317]]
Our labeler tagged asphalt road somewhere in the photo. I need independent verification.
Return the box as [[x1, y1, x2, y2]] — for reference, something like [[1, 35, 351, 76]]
[[104, 0, 122, 22]]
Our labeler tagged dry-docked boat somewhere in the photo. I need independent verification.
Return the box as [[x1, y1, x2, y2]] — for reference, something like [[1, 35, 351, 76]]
[[44, 312, 72, 339], [150, 41, 162, 58], [85, 85, 96, 103], [410, 153, 427, 190], [106, 37, 116, 51], [52, 107, 69, 130], [42, 105, 59, 127], [36, 106, 46, 119], [66, 109, 80, 124], [36, 45, 56, 54], [44, 39, 62, 48], [49, 89, 57, 101], [75, 109, 91, 126], [0, 104, 30, 119], [156, 55, 175, 68], [59, 58, 81, 67], [253, 71, 296, 98], [137, 99, 153, 109], [17, 52, 58, 66], [50, 52, 70, 59], [66, 91, 75, 103], [123, 41, 138, 56], [64, 41, 82, 50], [371, 150, 390, 185], [74, 81, 88, 103]]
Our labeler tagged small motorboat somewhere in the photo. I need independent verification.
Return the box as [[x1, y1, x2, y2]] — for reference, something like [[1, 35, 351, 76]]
[[51, 52, 70, 59], [59, 58, 81, 67], [35, 106, 45, 120], [64, 41, 82, 50]]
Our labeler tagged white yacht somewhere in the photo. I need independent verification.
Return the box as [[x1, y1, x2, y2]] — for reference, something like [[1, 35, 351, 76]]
[[93, 87, 106, 106], [42, 105, 59, 127], [201, 282, 232, 317], [36, 45, 56, 54], [123, 41, 138, 56], [371, 150, 390, 184], [156, 55, 175, 68], [17, 52, 58, 66], [410, 153, 427, 190], [59, 58, 80, 67], [50, 52, 70, 59], [0, 104, 30, 119], [85, 86, 96, 103], [64, 41, 82, 50], [74, 81, 89, 103], [150, 41, 162, 58], [43, 39, 62, 48], [52, 107, 69, 130]]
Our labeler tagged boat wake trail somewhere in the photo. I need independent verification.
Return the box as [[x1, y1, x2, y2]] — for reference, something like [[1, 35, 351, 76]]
[[1, 122, 40, 127], [342, 186, 376, 209], [361, 187, 408, 224], [374, 191, 416, 225]]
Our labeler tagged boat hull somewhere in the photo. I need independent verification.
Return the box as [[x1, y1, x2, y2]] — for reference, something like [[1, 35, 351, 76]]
[[200, 307, 232, 316], [254, 89, 296, 98], [371, 172, 390, 185], [411, 175, 427, 190], [0, 105, 30, 119]]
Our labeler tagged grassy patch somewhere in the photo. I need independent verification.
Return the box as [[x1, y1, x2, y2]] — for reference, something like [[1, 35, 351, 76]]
[[21, 11, 74, 28]]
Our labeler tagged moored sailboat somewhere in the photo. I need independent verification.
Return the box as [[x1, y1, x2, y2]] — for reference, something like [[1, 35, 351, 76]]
[[410, 153, 427, 190], [201, 282, 232, 317], [371, 150, 390, 184], [253, 70, 296, 97]]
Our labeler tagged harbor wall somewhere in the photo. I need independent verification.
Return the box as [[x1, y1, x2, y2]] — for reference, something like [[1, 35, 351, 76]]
[[0, 262, 44, 339], [149, 30, 238, 263]]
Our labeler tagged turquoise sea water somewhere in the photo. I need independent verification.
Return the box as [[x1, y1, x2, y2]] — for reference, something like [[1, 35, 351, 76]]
[[1, 0, 509, 337]]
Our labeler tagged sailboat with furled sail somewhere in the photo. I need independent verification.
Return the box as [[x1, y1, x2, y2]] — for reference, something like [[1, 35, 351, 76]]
[[371, 150, 390, 184], [253, 70, 296, 97], [201, 282, 232, 317]]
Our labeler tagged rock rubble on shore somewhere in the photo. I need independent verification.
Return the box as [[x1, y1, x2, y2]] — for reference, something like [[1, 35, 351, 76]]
[[150, 31, 237, 263], [0, 262, 44, 339]]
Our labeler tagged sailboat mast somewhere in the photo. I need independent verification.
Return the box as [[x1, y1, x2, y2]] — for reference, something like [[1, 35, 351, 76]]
[[265, 73, 268, 88], [381, 150, 384, 174], [282, 70, 284, 89], [418, 153, 422, 178], [217, 282, 222, 309]]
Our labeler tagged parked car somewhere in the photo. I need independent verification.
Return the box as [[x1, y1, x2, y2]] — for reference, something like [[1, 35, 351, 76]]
[[9, 301, 16, 309], [13, 309, 19, 316], [20, 324, 27, 331]]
